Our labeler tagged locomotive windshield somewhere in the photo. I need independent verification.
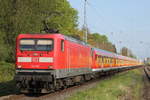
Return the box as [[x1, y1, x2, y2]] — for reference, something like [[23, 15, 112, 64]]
[[20, 39, 53, 51]]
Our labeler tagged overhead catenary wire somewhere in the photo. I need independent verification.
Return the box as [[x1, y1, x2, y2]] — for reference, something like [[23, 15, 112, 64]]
[[81, 0, 118, 34], [81, 0, 105, 37]]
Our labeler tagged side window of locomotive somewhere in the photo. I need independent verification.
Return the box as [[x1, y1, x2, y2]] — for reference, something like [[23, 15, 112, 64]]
[[61, 40, 64, 52]]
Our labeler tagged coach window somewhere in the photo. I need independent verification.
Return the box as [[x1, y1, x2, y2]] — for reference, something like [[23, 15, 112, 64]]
[[101, 56, 103, 63], [100, 57, 102, 63], [110, 58, 113, 64], [98, 56, 100, 63], [107, 58, 108, 64], [102, 56, 104, 63], [103, 57, 105, 64], [97, 56, 99, 62], [106, 57, 108, 64], [104, 57, 106, 64], [97, 56, 99, 63], [106, 58, 108, 64], [116, 59, 118, 64], [112, 58, 113, 64], [61, 40, 64, 52]]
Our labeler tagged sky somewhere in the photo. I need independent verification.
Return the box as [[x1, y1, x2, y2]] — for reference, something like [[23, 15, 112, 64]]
[[68, 0, 150, 60]]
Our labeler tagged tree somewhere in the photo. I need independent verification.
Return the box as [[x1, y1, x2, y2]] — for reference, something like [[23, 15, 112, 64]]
[[0, 0, 78, 62], [120, 47, 136, 58], [121, 47, 128, 56], [87, 33, 117, 53]]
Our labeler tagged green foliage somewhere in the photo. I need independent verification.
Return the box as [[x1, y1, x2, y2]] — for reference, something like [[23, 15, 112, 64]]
[[88, 33, 117, 53], [0, 62, 17, 96], [0, 0, 78, 62], [0, 62, 15, 82], [0, 80, 17, 96], [69, 27, 117, 53], [0, 0, 135, 62], [67, 69, 143, 100], [0, 31, 9, 61], [120, 47, 137, 58]]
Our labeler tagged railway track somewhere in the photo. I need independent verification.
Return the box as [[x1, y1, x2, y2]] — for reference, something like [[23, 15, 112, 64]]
[[0, 67, 141, 100], [144, 66, 150, 80], [0, 71, 119, 100], [0, 78, 103, 100], [0, 67, 143, 100]]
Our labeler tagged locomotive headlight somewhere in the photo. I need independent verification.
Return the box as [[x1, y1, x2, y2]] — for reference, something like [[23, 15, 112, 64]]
[[18, 57, 32, 62], [48, 66, 53, 69], [39, 57, 53, 63], [18, 65, 22, 68]]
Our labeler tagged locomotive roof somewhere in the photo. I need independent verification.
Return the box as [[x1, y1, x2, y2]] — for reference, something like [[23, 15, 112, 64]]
[[64, 35, 91, 46], [18, 33, 91, 47], [17, 33, 63, 38]]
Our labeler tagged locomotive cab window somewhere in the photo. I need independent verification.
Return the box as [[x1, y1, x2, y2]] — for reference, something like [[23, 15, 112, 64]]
[[20, 39, 35, 51], [20, 39, 53, 51], [61, 40, 64, 52]]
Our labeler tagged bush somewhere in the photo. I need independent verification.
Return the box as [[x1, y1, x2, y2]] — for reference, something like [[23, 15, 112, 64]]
[[0, 62, 15, 82]]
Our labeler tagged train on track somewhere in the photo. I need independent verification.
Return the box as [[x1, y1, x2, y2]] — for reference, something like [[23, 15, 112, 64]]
[[15, 33, 142, 93]]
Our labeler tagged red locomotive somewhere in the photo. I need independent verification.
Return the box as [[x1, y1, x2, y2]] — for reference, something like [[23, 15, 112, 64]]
[[15, 33, 142, 93]]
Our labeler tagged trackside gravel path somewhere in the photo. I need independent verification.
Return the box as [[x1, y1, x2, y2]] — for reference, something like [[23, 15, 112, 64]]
[[142, 67, 150, 100]]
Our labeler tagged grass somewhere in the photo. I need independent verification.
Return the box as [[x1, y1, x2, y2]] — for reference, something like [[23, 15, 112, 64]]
[[0, 61, 15, 82], [0, 62, 18, 96], [67, 69, 143, 100]]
